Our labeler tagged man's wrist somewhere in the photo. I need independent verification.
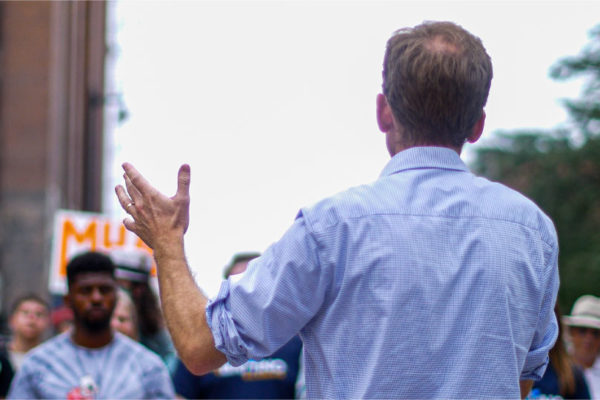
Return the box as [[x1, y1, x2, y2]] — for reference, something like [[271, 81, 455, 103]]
[[152, 234, 186, 264]]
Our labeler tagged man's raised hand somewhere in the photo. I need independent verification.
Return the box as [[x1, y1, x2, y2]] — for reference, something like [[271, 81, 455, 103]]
[[115, 163, 191, 250]]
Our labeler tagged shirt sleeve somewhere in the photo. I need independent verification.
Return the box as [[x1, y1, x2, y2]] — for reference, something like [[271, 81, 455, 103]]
[[520, 240, 560, 381], [206, 215, 329, 366]]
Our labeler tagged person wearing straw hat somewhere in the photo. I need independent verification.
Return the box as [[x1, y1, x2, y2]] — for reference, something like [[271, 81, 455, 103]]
[[563, 294, 600, 398]]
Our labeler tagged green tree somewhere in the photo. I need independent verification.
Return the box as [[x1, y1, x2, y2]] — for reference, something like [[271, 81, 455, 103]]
[[472, 25, 600, 311], [550, 25, 600, 140]]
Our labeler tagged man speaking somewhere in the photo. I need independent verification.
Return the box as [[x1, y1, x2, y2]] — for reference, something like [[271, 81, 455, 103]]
[[116, 21, 559, 399]]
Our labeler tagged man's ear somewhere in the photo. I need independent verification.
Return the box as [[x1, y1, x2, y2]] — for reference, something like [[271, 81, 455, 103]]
[[376, 94, 394, 133], [467, 110, 486, 144]]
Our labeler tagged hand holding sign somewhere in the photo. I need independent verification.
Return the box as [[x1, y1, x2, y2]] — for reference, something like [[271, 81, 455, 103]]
[[115, 163, 191, 251]]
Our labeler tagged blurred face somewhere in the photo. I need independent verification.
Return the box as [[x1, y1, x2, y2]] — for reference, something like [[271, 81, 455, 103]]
[[111, 299, 137, 340], [67, 272, 117, 331], [10, 300, 50, 342], [569, 326, 600, 368]]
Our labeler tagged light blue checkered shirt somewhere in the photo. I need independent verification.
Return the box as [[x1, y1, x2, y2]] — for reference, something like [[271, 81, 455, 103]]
[[206, 146, 559, 399]]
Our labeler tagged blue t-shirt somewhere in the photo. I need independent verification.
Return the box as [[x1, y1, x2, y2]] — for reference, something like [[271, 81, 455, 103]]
[[174, 336, 302, 399], [7, 331, 174, 399]]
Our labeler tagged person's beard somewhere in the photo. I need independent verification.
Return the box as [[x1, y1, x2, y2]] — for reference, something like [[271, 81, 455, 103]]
[[73, 307, 113, 332]]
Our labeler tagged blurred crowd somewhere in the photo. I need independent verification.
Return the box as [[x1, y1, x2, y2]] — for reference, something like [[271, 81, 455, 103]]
[[2, 247, 599, 399], [0, 250, 304, 399]]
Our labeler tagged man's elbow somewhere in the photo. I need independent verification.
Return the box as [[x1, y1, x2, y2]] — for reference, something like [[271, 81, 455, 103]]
[[183, 359, 218, 376], [182, 359, 213, 376], [179, 343, 227, 375]]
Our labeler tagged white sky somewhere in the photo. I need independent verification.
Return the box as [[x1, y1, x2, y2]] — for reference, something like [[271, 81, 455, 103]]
[[103, 0, 600, 297]]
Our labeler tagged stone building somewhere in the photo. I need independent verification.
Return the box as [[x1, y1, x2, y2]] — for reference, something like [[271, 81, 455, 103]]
[[0, 1, 108, 323]]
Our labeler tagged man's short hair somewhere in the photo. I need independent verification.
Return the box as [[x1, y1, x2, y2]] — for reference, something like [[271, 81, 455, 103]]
[[10, 293, 50, 316], [66, 251, 116, 288], [382, 21, 493, 148]]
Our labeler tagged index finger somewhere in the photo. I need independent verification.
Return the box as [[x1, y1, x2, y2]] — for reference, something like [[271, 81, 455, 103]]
[[122, 162, 155, 196]]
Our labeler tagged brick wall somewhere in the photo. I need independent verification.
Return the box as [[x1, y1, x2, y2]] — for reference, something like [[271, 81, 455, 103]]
[[0, 1, 106, 324]]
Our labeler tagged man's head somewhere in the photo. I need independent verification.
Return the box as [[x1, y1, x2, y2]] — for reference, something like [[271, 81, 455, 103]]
[[111, 249, 154, 304], [111, 249, 153, 287], [379, 21, 492, 152], [110, 249, 164, 336], [64, 251, 117, 332], [223, 252, 261, 278], [9, 294, 50, 346], [563, 294, 600, 368]]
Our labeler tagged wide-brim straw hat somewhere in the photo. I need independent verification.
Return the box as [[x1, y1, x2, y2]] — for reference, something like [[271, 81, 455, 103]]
[[563, 295, 600, 330]]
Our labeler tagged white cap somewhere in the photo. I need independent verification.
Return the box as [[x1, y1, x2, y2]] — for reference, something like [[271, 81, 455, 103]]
[[110, 249, 153, 283]]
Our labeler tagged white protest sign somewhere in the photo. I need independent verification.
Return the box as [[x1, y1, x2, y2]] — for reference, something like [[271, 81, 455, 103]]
[[48, 209, 155, 294]]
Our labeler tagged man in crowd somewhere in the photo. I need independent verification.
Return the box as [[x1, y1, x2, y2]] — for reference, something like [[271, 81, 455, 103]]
[[0, 350, 12, 399], [173, 252, 303, 399], [1, 330, 11, 398], [116, 21, 559, 398], [8, 251, 174, 399], [563, 294, 600, 398], [0, 294, 50, 397]]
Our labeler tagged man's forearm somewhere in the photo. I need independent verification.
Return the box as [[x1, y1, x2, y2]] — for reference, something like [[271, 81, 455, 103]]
[[114, 163, 224, 373], [519, 380, 533, 399], [154, 236, 226, 375]]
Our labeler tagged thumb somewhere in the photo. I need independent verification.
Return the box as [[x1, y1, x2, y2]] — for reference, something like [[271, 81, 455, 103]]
[[176, 164, 191, 198]]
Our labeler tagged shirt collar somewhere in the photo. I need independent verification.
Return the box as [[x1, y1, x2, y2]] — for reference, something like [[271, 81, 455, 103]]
[[380, 146, 470, 178]]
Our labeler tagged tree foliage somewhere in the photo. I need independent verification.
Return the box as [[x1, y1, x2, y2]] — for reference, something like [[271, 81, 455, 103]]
[[472, 25, 600, 311], [550, 25, 600, 139]]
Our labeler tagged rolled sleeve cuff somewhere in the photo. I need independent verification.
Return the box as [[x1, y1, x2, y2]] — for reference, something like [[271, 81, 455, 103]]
[[520, 355, 549, 381], [520, 320, 557, 381], [205, 280, 250, 367]]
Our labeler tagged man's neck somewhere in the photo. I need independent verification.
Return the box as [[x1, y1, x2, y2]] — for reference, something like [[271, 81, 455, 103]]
[[71, 325, 114, 349], [388, 143, 463, 158], [387, 140, 463, 158], [9, 336, 40, 353]]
